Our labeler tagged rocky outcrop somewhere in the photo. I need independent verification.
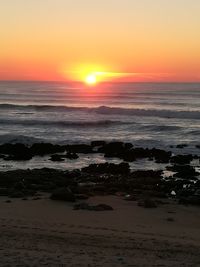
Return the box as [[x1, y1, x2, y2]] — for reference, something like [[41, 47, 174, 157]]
[[50, 187, 76, 202]]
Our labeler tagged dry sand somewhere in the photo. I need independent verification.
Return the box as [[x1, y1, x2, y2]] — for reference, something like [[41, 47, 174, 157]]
[[0, 195, 199, 267]]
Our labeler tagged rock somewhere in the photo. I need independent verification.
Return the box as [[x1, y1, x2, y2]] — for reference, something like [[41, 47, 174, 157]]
[[13, 181, 26, 190], [170, 154, 194, 165], [131, 147, 150, 158], [49, 154, 65, 162], [0, 188, 10, 196], [144, 199, 157, 208], [151, 148, 171, 163], [65, 144, 93, 154], [138, 198, 157, 208], [50, 187, 76, 202], [32, 197, 41, 200], [166, 217, 174, 222], [9, 190, 25, 198], [98, 141, 124, 153], [91, 141, 106, 147], [176, 144, 188, 148], [73, 203, 113, 211], [81, 162, 130, 174], [124, 143, 133, 150], [73, 202, 89, 210], [75, 194, 89, 200], [168, 165, 198, 178], [124, 194, 137, 201], [179, 196, 200, 206], [30, 143, 65, 156], [93, 204, 113, 211], [64, 152, 79, 159], [0, 143, 33, 161], [121, 151, 136, 162], [0, 143, 29, 154]]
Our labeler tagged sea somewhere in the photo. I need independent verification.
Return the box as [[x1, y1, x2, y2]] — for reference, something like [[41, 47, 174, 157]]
[[0, 81, 199, 171]]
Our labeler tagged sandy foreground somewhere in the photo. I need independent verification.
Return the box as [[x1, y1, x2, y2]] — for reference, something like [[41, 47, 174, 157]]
[[0, 195, 199, 267]]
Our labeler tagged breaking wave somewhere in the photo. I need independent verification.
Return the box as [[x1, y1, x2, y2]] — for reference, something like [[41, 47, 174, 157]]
[[0, 104, 199, 119], [0, 118, 127, 127]]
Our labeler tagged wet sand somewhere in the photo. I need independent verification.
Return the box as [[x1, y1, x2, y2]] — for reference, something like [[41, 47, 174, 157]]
[[0, 195, 199, 267]]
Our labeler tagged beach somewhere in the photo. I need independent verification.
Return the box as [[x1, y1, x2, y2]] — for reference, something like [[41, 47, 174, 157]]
[[0, 195, 200, 267]]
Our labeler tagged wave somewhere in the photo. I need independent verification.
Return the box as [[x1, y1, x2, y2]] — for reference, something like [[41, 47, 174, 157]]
[[0, 134, 43, 145], [187, 129, 200, 135], [0, 118, 126, 127], [0, 103, 200, 119], [141, 125, 181, 131]]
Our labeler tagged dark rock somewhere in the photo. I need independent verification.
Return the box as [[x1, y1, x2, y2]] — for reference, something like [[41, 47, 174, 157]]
[[91, 141, 106, 147], [124, 194, 137, 201], [94, 204, 113, 211], [138, 198, 157, 208], [144, 199, 157, 208], [73, 203, 113, 211], [168, 165, 198, 178], [4, 154, 32, 161], [50, 187, 76, 202], [179, 196, 200, 206], [65, 144, 93, 154], [49, 154, 65, 162], [151, 148, 171, 163], [32, 197, 41, 200], [82, 162, 130, 174], [166, 217, 175, 222], [13, 181, 26, 190], [9, 190, 25, 198], [0, 188, 10, 196], [98, 142, 128, 158], [75, 194, 89, 200], [126, 147, 149, 159], [0, 143, 29, 155], [30, 143, 65, 156], [124, 143, 133, 150], [73, 202, 89, 210], [64, 152, 79, 160], [0, 143, 33, 161], [122, 150, 136, 162], [170, 155, 194, 165], [176, 144, 188, 148]]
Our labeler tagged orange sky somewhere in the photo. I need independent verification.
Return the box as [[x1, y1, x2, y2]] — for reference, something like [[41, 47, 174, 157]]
[[0, 0, 200, 82]]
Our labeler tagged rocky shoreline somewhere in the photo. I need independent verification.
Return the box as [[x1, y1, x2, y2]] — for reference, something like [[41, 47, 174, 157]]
[[0, 141, 199, 208]]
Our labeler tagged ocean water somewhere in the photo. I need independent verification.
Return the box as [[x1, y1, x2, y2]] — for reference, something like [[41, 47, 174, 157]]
[[0, 81, 200, 156]]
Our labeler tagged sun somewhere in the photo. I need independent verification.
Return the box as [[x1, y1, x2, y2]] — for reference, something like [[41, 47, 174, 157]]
[[85, 74, 97, 85]]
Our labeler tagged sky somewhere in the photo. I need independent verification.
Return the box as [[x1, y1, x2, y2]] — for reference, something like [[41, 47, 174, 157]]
[[0, 0, 200, 82]]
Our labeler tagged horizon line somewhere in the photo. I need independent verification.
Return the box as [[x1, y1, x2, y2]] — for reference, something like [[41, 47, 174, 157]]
[[0, 80, 200, 84]]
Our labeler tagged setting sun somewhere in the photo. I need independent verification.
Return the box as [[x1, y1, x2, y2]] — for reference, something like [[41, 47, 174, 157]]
[[85, 74, 97, 85]]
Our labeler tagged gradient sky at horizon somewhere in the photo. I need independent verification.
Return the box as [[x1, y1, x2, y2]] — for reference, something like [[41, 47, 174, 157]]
[[0, 0, 200, 82]]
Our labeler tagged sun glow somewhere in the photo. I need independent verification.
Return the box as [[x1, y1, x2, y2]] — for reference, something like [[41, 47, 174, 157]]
[[85, 73, 97, 85], [64, 63, 130, 84]]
